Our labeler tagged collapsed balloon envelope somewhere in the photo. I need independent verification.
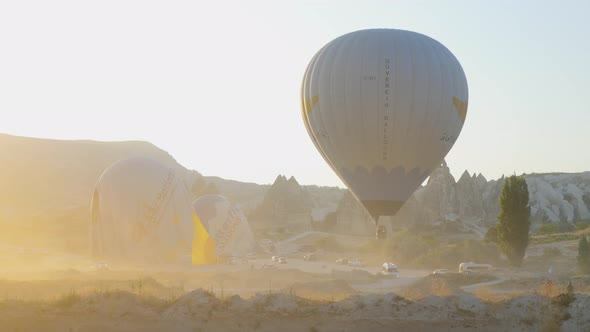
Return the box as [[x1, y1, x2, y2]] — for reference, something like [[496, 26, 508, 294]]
[[90, 157, 195, 263], [192, 194, 257, 258]]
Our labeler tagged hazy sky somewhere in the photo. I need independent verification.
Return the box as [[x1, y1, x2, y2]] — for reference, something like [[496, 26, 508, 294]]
[[1, 0, 589, 187]]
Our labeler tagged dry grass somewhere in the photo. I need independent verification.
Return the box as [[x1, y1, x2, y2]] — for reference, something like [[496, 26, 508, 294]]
[[399, 276, 454, 300], [538, 281, 561, 298], [0, 277, 184, 302], [473, 286, 522, 302], [1, 282, 588, 332]]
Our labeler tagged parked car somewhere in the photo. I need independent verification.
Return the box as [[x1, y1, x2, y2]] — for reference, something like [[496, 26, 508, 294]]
[[336, 258, 349, 265], [381, 262, 400, 277], [272, 256, 279, 262], [432, 269, 450, 275], [278, 257, 288, 264], [459, 262, 494, 274], [260, 239, 274, 246], [348, 259, 365, 267], [94, 262, 110, 271]]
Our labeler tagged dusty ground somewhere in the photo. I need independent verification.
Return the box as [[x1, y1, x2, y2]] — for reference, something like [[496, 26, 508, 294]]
[[1, 236, 589, 331], [0, 270, 588, 332], [0, 286, 586, 332]]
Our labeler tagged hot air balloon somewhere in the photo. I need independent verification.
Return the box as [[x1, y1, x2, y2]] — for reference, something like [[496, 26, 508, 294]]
[[301, 29, 468, 237], [90, 157, 199, 264], [192, 195, 257, 260]]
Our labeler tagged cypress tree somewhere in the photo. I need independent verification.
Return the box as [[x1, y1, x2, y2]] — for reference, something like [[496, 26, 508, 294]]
[[497, 175, 530, 266]]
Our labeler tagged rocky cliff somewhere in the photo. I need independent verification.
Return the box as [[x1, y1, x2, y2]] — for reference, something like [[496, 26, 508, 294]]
[[526, 173, 590, 223], [247, 175, 313, 231], [331, 165, 590, 236], [3, 133, 589, 248]]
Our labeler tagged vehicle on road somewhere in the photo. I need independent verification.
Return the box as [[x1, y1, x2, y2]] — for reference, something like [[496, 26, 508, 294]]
[[94, 262, 110, 271], [272, 256, 279, 262], [227, 256, 241, 265], [348, 258, 365, 267], [381, 262, 400, 277], [432, 269, 450, 275], [260, 239, 274, 246], [459, 262, 494, 274], [278, 257, 288, 264], [336, 258, 349, 265]]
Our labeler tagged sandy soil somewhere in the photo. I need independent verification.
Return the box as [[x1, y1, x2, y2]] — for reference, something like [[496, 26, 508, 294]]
[[1, 287, 585, 332], [1, 237, 588, 331], [1, 268, 589, 332]]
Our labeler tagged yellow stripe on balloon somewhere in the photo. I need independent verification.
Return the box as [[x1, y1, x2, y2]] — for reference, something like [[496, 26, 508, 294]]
[[453, 97, 468, 123], [191, 212, 217, 265], [304, 95, 319, 116]]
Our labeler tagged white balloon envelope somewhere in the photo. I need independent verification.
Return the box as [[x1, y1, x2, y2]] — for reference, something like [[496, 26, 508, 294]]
[[301, 29, 468, 222], [192, 195, 256, 258], [90, 157, 195, 263]]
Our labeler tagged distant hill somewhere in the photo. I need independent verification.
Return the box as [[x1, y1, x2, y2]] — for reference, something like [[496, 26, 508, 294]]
[[0, 134, 342, 252], [0, 134, 195, 252], [0, 134, 189, 214], [4, 133, 587, 252], [203, 176, 268, 213]]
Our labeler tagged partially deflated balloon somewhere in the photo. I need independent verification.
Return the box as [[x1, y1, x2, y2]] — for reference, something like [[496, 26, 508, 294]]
[[301, 29, 468, 222], [192, 195, 256, 257]]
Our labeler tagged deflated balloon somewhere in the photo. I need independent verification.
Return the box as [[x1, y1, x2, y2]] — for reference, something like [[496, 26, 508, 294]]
[[192, 195, 256, 258], [90, 157, 196, 263], [301, 29, 468, 222]]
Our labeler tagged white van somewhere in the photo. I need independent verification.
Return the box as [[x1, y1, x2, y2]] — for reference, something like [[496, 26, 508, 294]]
[[459, 262, 493, 274]]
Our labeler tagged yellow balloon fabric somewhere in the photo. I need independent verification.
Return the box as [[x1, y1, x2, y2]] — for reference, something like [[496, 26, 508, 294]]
[[191, 212, 217, 265]]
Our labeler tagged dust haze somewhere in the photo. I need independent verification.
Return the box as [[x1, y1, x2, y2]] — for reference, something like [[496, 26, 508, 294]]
[[1, 134, 590, 331]]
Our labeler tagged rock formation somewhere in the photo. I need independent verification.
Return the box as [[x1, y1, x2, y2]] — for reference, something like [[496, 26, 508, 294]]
[[330, 165, 590, 236], [248, 175, 313, 231]]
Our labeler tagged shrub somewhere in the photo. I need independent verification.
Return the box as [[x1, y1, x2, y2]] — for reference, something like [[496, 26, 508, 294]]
[[576, 220, 590, 231], [552, 293, 575, 308], [537, 223, 558, 235], [412, 239, 501, 269], [314, 236, 343, 252], [55, 291, 82, 308], [539, 280, 559, 298]]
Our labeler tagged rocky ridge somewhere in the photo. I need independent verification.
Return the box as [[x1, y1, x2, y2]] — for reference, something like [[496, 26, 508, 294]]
[[332, 166, 590, 236]]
